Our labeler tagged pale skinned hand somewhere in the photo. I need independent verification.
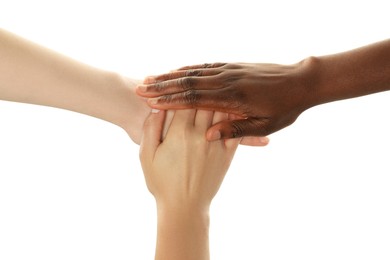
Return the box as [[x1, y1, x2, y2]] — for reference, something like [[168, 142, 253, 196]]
[[140, 109, 240, 209], [140, 109, 240, 260], [136, 61, 315, 141]]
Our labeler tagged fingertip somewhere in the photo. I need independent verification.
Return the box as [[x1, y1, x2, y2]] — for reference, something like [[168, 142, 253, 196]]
[[136, 85, 147, 95], [207, 120, 234, 141], [147, 98, 159, 106], [206, 128, 221, 141], [239, 136, 270, 147], [228, 113, 244, 120], [259, 137, 270, 145], [212, 111, 228, 124], [143, 76, 157, 84]]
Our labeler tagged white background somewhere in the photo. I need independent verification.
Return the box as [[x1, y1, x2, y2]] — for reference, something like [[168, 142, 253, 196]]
[[0, 0, 389, 259]]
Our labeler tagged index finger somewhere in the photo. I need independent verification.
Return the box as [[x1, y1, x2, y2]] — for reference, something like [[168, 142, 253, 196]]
[[176, 62, 227, 71], [146, 89, 246, 117], [143, 69, 222, 84], [143, 63, 226, 84], [137, 75, 222, 98]]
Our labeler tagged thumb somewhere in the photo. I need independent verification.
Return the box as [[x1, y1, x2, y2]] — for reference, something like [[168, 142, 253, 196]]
[[206, 118, 271, 140], [139, 109, 166, 164]]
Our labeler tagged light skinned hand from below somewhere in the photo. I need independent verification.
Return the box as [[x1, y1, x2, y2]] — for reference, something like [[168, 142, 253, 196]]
[[139, 109, 240, 260]]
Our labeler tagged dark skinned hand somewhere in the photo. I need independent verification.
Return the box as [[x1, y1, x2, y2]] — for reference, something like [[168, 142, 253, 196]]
[[137, 40, 390, 142], [137, 60, 316, 142]]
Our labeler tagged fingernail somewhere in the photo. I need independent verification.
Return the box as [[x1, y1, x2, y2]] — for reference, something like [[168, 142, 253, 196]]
[[149, 98, 158, 105], [137, 85, 147, 92], [259, 137, 270, 145], [151, 109, 160, 114], [209, 131, 221, 141], [145, 76, 156, 84]]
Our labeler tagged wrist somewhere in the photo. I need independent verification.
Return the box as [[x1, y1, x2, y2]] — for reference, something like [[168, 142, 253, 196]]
[[155, 203, 210, 260], [155, 205, 210, 260], [156, 200, 211, 238], [156, 200, 210, 219], [294, 56, 324, 110], [157, 207, 210, 230], [105, 73, 149, 143]]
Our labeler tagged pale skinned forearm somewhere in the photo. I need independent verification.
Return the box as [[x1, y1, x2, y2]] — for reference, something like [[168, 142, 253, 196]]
[[155, 204, 210, 260], [0, 28, 149, 142]]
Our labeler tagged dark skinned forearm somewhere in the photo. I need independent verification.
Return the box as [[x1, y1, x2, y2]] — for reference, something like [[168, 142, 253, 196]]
[[309, 39, 390, 107]]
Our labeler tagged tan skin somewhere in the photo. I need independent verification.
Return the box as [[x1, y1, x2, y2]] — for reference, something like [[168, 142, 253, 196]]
[[137, 39, 390, 141]]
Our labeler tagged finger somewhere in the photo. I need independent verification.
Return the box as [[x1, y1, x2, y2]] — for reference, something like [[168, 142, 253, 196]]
[[176, 62, 227, 71], [228, 113, 245, 120], [206, 118, 271, 141], [240, 136, 270, 146], [161, 110, 175, 140], [139, 110, 166, 162], [144, 69, 222, 84], [146, 89, 245, 117], [225, 136, 241, 151], [212, 111, 229, 125], [194, 110, 214, 132], [213, 111, 240, 151], [228, 113, 270, 146], [137, 75, 222, 97], [168, 109, 196, 135]]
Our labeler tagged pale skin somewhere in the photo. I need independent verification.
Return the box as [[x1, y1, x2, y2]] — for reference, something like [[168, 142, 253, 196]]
[[137, 39, 390, 140], [0, 28, 151, 143], [140, 109, 240, 260], [0, 28, 269, 146]]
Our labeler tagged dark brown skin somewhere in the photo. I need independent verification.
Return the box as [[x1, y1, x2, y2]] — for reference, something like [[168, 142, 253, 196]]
[[137, 39, 390, 141]]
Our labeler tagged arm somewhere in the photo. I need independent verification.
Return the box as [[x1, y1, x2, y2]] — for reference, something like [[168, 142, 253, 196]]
[[0, 28, 150, 143], [136, 39, 390, 140], [139, 109, 240, 260]]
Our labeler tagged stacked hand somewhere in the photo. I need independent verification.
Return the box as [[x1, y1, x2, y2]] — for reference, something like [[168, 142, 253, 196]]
[[137, 61, 315, 141], [140, 109, 240, 260], [137, 39, 390, 143]]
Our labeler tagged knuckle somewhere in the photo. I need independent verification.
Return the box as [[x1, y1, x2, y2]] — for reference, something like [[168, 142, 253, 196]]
[[224, 63, 241, 69], [219, 87, 248, 114], [185, 70, 203, 77], [167, 73, 177, 80], [231, 121, 245, 138], [154, 74, 166, 81], [183, 89, 199, 107], [178, 77, 196, 90], [251, 118, 271, 136], [219, 71, 241, 87], [230, 118, 272, 138], [213, 62, 227, 68], [152, 81, 166, 92], [206, 62, 227, 68], [158, 94, 173, 104]]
